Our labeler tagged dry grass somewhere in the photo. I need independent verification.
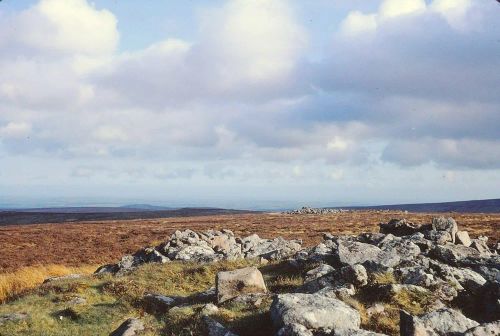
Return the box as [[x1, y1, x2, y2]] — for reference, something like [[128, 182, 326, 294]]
[[371, 271, 397, 285], [0, 264, 96, 303]]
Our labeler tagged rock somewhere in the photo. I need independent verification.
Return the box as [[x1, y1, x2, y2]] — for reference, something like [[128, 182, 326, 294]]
[[216, 267, 267, 303], [401, 308, 479, 336], [430, 244, 481, 266], [470, 239, 491, 256], [96, 229, 303, 275], [277, 323, 314, 336], [201, 303, 219, 316], [143, 294, 177, 313], [228, 293, 268, 307], [456, 231, 472, 247], [334, 329, 389, 336], [341, 264, 368, 287], [366, 304, 385, 317], [335, 241, 385, 266], [133, 247, 170, 264], [270, 293, 361, 331], [305, 264, 335, 282], [43, 274, 82, 283], [395, 267, 436, 288], [109, 318, 144, 336], [190, 287, 217, 304], [202, 316, 238, 336], [462, 321, 500, 336], [379, 219, 423, 236], [432, 217, 458, 244], [425, 230, 453, 245], [0, 313, 28, 325], [379, 239, 421, 260], [243, 236, 302, 261], [68, 297, 87, 305], [315, 283, 356, 299], [175, 245, 218, 262]]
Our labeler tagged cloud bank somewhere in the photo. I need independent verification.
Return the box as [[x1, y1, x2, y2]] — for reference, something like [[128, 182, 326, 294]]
[[0, 0, 499, 205]]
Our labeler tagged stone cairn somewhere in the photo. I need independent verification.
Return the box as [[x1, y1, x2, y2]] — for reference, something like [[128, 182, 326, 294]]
[[92, 218, 499, 336]]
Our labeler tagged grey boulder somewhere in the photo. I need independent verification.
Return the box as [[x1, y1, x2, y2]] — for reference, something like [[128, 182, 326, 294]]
[[270, 293, 361, 331], [216, 267, 267, 303]]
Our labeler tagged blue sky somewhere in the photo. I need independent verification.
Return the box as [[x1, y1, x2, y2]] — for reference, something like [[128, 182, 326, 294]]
[[0, 0, 499, 209]]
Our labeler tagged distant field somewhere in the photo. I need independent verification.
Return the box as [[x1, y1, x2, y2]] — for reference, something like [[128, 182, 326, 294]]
[[0, 211, 499, 273]]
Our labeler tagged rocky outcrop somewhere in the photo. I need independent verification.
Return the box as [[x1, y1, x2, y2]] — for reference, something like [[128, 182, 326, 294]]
[[283, 207, 349, 215], [92, 216, 498, 336], [96, 230, 302, 275]]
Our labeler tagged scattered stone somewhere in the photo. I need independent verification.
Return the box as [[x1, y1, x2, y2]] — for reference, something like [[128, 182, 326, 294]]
[[470, 239, 491, 255], [200, 303, 219, 316], [96, 229, 302, 275], [142, 294, 177, 314], [109, 318, 144, 336], [202, 316, 238, 336], [341, 264, 368, 287], [216, 267, 267, 303], [68, 297, 87, 305], [379, 219, 423, 236], [0, 313, 28, 325], [283, 207, 349, 215], [305, 264, 335, 282], [334, 329, 389, 336], [400, 308, 479, 336], [456, 231, 472, 247], [432, 217, 458, 244], [43, 274, 82, 283], [271, 293, 361, 331], [277, 323, 314, 336], [430, 244, 481, 265]]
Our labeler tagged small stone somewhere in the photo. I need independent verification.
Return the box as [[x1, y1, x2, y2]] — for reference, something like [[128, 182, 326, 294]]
[[200, 303, 219, 316], [0, 313, 29, 325], [455, 231, 472, 247], [109, 318, 144, 336], [143, 294, 177, 313], [203, 316, 238, 336], [341, 264, 368, 287]]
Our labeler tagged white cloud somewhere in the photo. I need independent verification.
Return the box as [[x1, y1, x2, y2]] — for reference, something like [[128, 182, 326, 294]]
[[340, 11, 377, 35], [339, 0, 475, 36], [93, 126, 128, 142], [327, 136, 349, 152], [329, 169, 344, 181], [16, 0, 118, 56], [0, 122, 32, 139], [430, 0, 472, 29], [379, 0, 426, 19]]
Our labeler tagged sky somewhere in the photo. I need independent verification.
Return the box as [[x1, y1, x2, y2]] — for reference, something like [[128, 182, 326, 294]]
[[0, 0, 499, 209]]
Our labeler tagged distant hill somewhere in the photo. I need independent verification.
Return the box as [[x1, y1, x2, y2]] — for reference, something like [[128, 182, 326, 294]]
[[335, 198, 500, 213], [0, 207, 258, 226]]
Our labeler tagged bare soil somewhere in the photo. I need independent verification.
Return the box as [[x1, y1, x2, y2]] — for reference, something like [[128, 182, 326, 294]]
[[0, 211, 498, 273]]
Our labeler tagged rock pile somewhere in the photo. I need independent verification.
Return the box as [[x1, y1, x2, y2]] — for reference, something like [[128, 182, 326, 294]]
[[96, 217, 499, 336], [95, 229, 302, 275], [283, 207, 349, 215]]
